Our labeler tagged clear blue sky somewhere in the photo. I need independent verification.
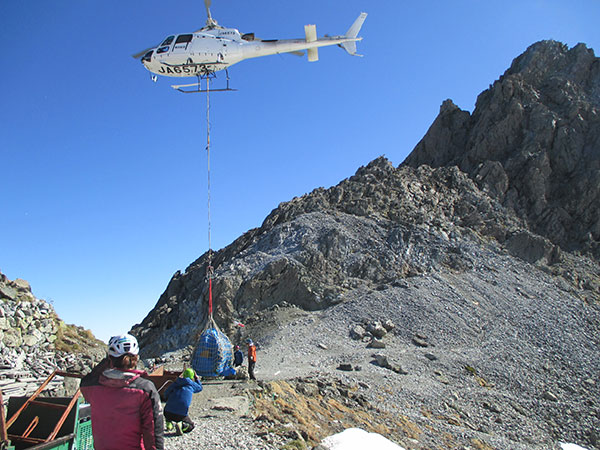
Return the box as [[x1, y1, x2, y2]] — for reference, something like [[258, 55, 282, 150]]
[[2, 1, 598, 343]]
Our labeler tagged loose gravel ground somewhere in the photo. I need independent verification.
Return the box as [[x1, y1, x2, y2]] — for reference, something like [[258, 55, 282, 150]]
[[163, 415, 283, 450], [161, 379, 286, 450], [159, 247, 600, 450]]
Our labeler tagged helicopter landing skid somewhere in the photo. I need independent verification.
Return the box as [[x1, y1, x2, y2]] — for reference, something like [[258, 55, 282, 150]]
[[171, 70, 236, 94]]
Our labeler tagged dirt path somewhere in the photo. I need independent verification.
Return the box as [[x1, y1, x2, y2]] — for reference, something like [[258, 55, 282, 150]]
[[163, 378, 287, 449], [188, 378, 253, 418]]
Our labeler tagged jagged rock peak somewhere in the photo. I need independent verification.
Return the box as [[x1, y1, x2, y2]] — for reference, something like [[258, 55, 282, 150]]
[[404, 40, 600, 258], [505, 40, 598, 99]]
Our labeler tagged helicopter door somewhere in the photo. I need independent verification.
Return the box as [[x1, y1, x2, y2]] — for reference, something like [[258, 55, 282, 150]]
[[171, 34, 193, 56]]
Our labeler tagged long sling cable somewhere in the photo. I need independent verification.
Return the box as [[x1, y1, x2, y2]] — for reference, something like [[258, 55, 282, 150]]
[[190, 74, 235, 378], [206, 75, 214, 319]]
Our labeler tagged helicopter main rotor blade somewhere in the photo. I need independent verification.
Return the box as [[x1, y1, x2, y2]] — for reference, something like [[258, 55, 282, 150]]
[[204, 0, 212, 20], [132, 47, 155, 59]]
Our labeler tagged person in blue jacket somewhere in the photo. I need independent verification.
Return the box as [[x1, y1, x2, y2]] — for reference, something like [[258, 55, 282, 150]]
[[233, 345, 244, 367], [163, 368, 203, 435]]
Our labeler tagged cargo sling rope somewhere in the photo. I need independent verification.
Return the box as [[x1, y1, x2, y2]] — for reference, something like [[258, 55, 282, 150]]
[[206, 74, 214, 317], [191, 74, 235, 378]]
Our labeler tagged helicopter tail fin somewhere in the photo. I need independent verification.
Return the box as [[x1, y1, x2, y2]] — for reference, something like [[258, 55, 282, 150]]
[[341, 12, 367, 56]]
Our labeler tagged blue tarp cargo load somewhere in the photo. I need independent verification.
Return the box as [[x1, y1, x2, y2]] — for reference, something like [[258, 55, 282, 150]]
[[191, 320, 235, 378]]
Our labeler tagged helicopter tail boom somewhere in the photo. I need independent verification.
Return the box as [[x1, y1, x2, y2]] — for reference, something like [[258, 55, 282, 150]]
[[341, 12, 367, 56]]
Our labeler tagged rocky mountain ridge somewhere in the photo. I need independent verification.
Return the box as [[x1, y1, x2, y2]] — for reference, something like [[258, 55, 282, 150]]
[[132, 156, 598, 357], [132, 161, 528, 353]]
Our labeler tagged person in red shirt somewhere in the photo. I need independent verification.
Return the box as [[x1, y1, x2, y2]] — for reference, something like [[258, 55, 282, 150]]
[[247, 339, 257, 380], [81, 334, 164, 450]]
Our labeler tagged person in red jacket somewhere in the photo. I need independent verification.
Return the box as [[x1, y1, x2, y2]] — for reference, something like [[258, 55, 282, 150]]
[[80, 334, 164, 450], [247, 338, 257, 380]]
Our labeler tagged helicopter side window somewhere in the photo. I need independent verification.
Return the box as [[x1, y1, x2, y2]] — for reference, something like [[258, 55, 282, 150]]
[[173, 34, 193, 51], [175, 34, 193, 44]]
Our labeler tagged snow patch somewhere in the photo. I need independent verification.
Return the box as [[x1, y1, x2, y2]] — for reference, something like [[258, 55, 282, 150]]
[[560, 444, 590, 450], [319, 428, 405, 450]]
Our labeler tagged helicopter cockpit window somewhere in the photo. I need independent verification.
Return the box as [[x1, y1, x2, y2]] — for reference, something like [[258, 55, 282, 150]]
[[156, 35, 174, 54], [175, 34, 193, 44], [142, 50, 153, 62]]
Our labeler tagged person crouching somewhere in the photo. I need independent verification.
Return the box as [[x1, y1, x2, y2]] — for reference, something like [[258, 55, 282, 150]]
[[163, 368, 203, 435]]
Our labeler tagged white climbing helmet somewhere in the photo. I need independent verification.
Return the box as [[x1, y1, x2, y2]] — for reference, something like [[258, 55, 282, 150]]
[[108, 334, 139, 357]]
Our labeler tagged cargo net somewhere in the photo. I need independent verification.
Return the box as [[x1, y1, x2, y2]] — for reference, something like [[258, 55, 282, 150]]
[[191, 317, 235, 378]]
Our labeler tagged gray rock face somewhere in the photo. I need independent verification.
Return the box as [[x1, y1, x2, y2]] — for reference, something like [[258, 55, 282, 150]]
[[404, 41, 600, 259], [132, 159, 529, 356], [133, 148, 598, 357], [0, 273, 59, 353]]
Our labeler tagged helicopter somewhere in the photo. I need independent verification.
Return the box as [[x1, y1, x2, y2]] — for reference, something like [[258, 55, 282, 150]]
[[133, 0, 367, 92]]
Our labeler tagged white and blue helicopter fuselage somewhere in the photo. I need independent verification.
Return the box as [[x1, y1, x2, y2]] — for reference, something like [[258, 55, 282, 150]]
[[139, 13, 367, 80]]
